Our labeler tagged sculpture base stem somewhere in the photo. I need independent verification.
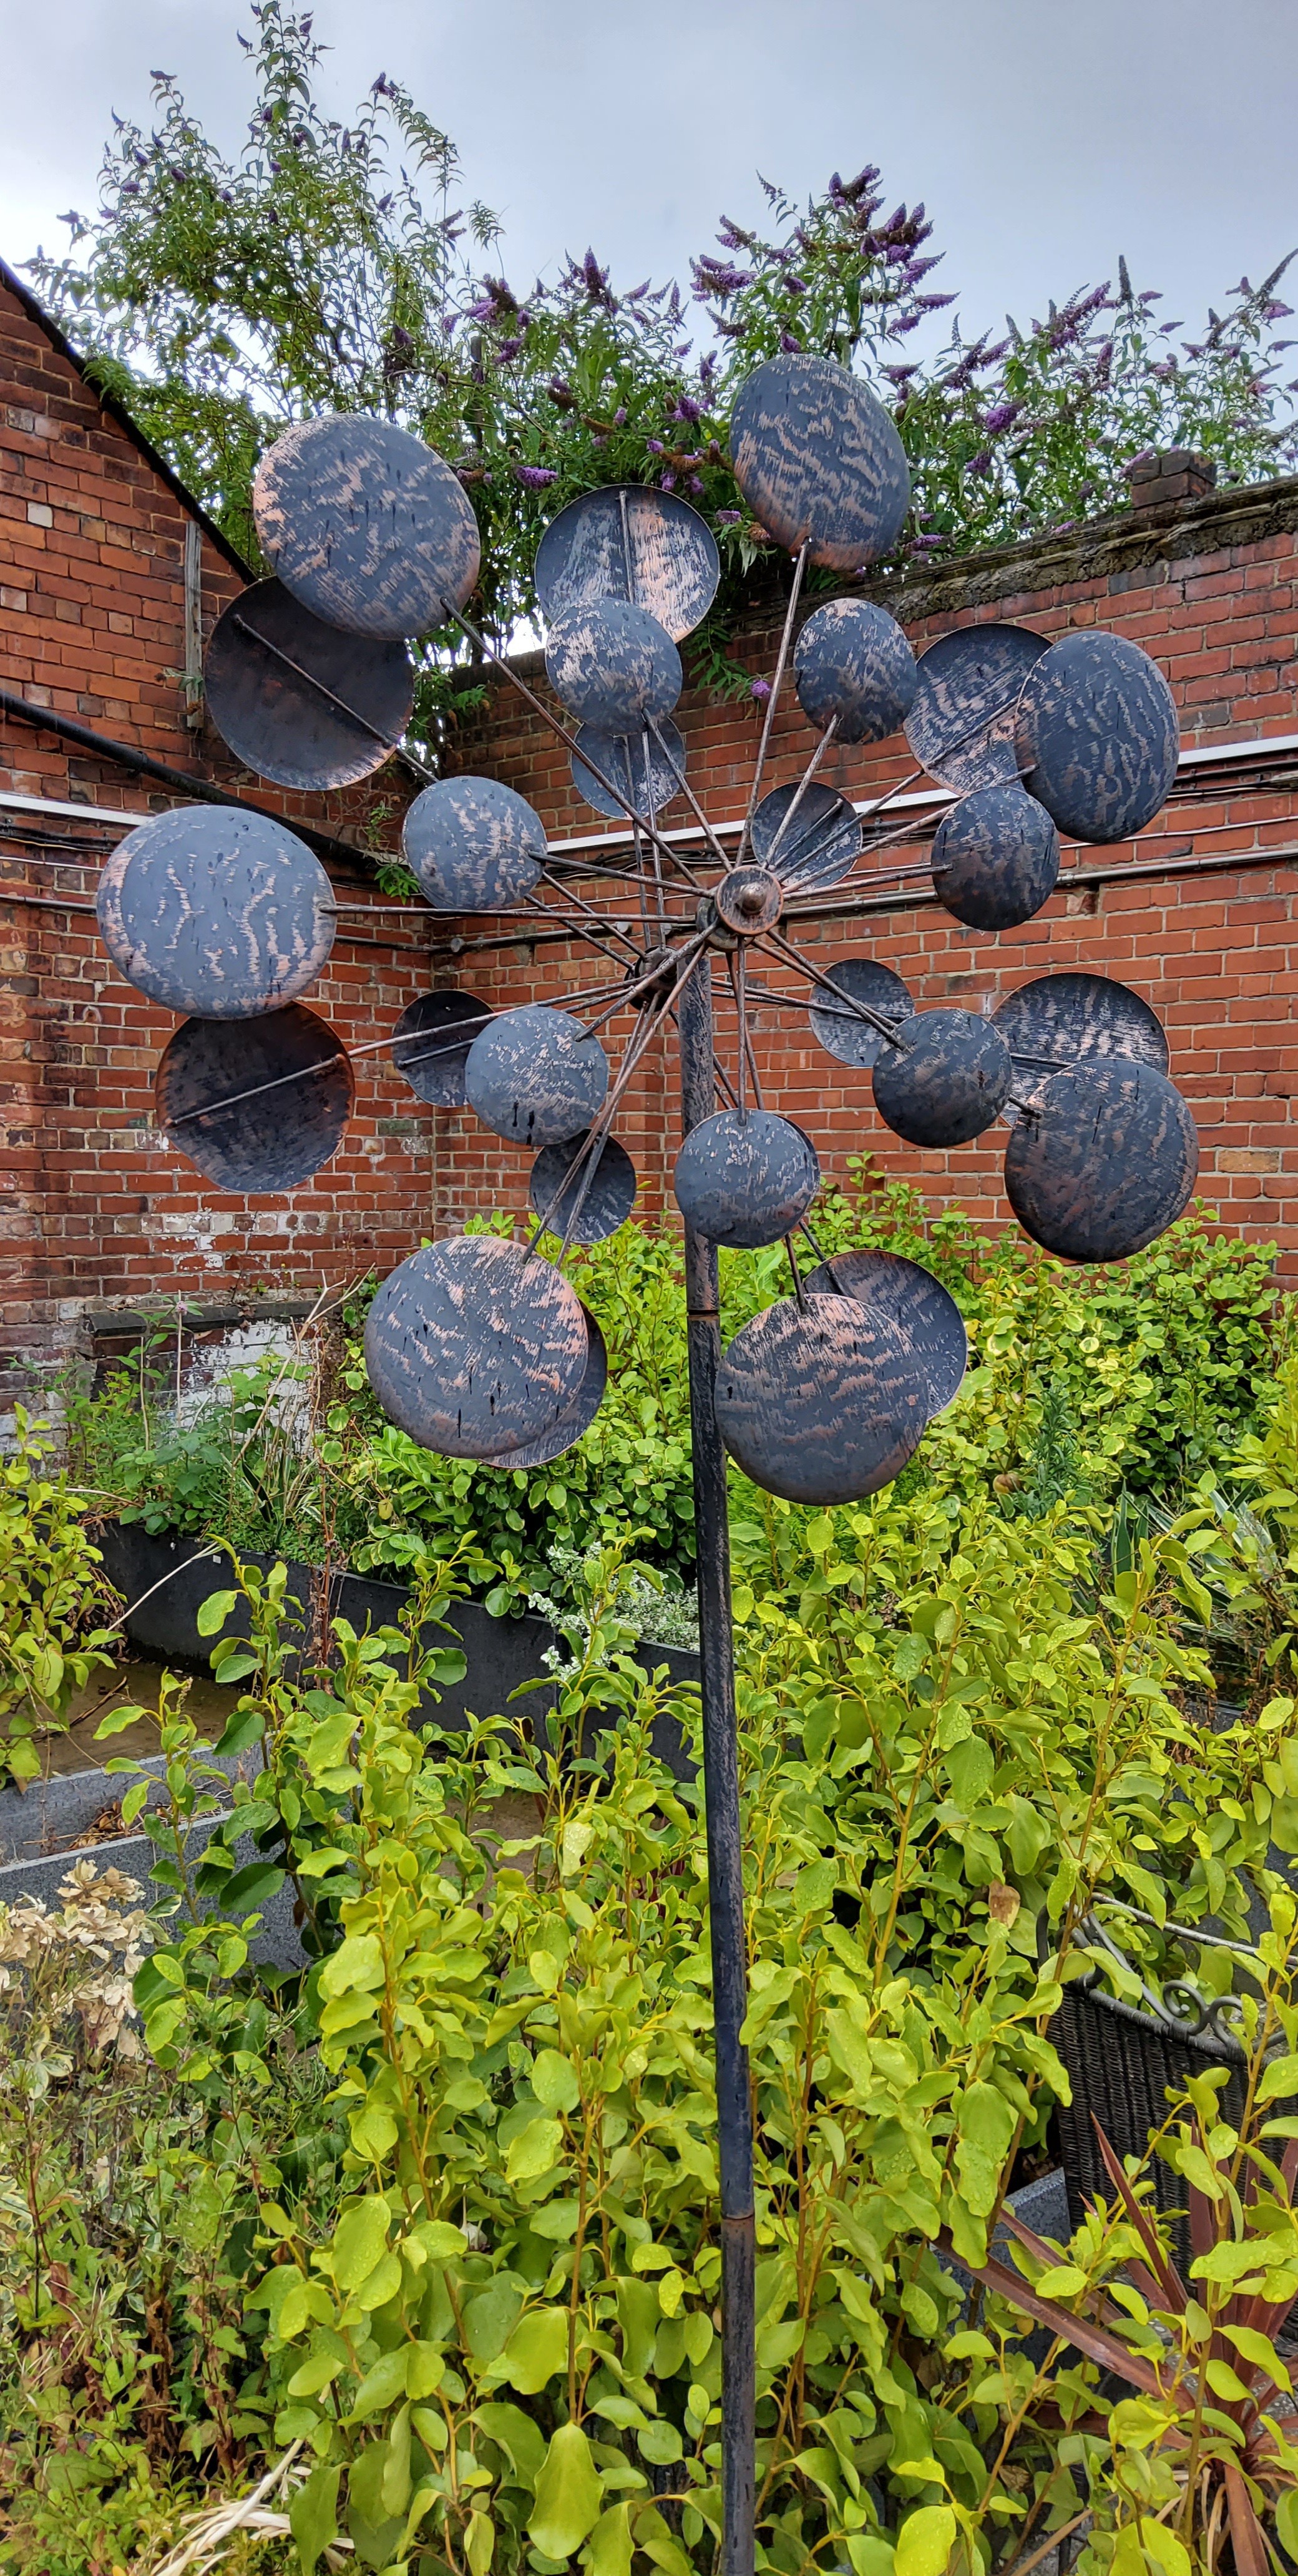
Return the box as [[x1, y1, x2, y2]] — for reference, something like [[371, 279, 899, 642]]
[[678, 958, 755, 2576]]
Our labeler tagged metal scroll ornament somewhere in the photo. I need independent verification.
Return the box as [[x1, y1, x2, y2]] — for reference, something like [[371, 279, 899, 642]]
[[97, 352, 1199, 2576]]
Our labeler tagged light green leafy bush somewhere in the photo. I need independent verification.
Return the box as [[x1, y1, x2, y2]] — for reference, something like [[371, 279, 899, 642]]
[[0, 1408, 119, 1785]]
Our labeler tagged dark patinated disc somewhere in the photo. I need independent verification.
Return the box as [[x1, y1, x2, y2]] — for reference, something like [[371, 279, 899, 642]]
[[529, 1130, 637, 1244], [1004, 1060, 1199, 1262], [809, 955, 912, 1068], [203, 577, 414, 791], [402, 776, 545, 913], [673, 1110, 819, 1249], [1015, 630, 1179, 843], [545, 599, 682, 731], [488, 1305, 608, 1470], [253, 415, 481, 641], [751, 781, 862, 892], [904, 622, 1048, 791], [930, 781, 1060, 931], [729, 354, 910, 570], [465, 1004, 609, 1149], [97, 807, 334, 1020], [363, 1236, 589, 1460], [535, 486, 720, 640], [793, 598, 918, 744], [803, 1247, 968, 1415], [570, 720, 687, 821], [155, 1004, 353, 1192], [873, 1008, 1012, 1146], [715, 1293, 928, 1504], [992, 972, 1169, 1120], [391, 989, 493, 1107]]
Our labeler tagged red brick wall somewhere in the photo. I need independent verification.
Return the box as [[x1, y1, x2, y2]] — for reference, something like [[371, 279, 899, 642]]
[[0, 273, 430, 1400], [437, 483, 1298, 1272]]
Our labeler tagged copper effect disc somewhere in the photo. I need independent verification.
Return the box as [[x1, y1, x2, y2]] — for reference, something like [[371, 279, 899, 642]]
[[363, 1236, 590, 1459], [715, 1293, 929, 1504]]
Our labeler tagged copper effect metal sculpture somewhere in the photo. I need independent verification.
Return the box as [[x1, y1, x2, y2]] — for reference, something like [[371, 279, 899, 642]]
[[95, 362, 1199, 2576]]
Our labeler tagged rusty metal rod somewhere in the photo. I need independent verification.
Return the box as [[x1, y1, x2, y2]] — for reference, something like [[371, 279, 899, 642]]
[[677, 957, 755, 2576]]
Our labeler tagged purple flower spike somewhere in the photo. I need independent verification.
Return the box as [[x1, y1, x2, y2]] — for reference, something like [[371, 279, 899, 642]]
[[514, 464, 558, 489], [750, 678, 772, 703], [779, 331, 803, 354], [715, 510, 741, 524]]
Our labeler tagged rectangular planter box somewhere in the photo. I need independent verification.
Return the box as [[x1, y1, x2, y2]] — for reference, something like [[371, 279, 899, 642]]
[[0, 1529, 703, 1971], [0, 1753, 305, 1969], [94, 1522, 700, 1782]]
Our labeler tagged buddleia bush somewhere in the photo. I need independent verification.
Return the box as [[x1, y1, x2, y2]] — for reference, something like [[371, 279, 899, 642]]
[[27, 5, 1298, 720]]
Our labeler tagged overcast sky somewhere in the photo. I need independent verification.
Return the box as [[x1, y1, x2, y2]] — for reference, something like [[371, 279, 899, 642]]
[[1, 0, 1296, 359]]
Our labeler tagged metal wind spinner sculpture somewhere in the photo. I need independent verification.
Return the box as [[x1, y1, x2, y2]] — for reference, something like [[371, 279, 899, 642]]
[[95, 358, 1196, 2576]]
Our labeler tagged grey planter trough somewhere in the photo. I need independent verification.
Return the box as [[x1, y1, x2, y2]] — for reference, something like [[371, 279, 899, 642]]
[[0, 1525, 701, 1971]]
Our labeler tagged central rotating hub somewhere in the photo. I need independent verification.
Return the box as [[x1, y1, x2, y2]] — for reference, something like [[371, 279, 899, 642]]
[[714, 864, 784, 936]]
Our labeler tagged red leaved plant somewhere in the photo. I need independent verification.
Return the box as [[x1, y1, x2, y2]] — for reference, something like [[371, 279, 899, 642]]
[[945, 2098, 1298, 2574]]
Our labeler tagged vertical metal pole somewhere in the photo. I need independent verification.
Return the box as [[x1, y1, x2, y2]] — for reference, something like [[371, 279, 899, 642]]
[[677, 954, 755, 2576]]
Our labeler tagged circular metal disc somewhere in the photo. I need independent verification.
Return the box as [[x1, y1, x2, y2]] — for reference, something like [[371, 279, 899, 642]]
[[904, 622, 1048, 791], [402, 776, 544, 914], [155, 1003, 353, 1192], [535, 486, 720, 640], [809, 956, 912, 1068], [1015, 630, 1179, 844], [465, 1004, 609, 1149], [794, 598, 918, 744], [97, 807, 334, 1020], [931, 782, 1060, 932], [673, 1110, 819, 1250], [570, 720, 687, 822], [253, 415, 481, 642], [715, 1293, 928, 1505], [1005, 1061, 1199, 1264], [751, 781, 862, 893], [363, 1236, 589, 1460], [992, 972, 1169, 1121], [203, 577, 414, 791], [392, 989, 493, 1107], [803, 1247, 968, 1416], [874, 1008, 1012, 1147], [529, 1131, 637, 1244], [545, 599, 682, 731], [730, 355, 910, 571], [490, 1307, 608, 1469]]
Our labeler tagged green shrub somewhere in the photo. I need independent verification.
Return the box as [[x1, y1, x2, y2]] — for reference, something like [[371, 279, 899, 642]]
[[0, 1408, 119, 1785], [62, 1191, 1279, 1633], [125, 1518, 1298, 2576]]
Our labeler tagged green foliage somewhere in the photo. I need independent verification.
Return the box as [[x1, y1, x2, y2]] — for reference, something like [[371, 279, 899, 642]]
[[223, 1578, 1073, 2576], [27, 7, 1298, 728], [66, 1192, 1280, 1642], [951, 1893, 1298, 2576], [65, 1335, 332, 1562], [7, 1491, 1298, 2567], [327, 1189, 1281, 1609], [0, 1408, 119, 1787], [0, 1855, 346, 2572], [1162, 1319, 1298, 1709]]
